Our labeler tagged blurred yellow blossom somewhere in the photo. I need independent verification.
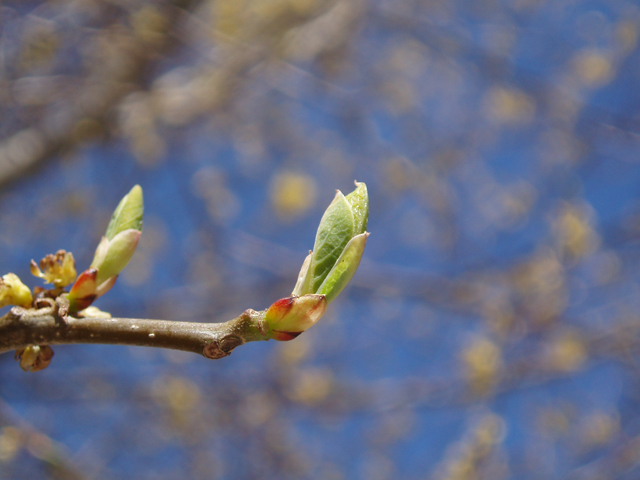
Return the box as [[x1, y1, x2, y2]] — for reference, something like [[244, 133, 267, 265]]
[[573, 50, 614, 86], [484, 87, 535, 124], [513, 249, 567, 324], [553, 202, 599, 260], [546, 331, 587, 372], [580, 411, 619, 450], [152, 376, 201, 414], [462, 338, 503, 396], [438, 414, 506, 480], [270, 172, 317, 220], [151, 376, 202, 431], [286, 367, 333, 404]]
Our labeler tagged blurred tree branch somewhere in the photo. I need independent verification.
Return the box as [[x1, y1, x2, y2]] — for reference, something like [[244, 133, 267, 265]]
[[0, 0, 363, 185], [1, 0, 199, 184], [0, 397, 90, 480]]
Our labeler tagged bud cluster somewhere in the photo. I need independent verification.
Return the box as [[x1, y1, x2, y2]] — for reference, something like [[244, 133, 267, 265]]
[[67, 185, 143, 312], [264, 181, 369, 340]]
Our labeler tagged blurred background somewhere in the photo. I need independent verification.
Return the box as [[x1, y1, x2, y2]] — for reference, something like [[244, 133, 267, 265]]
[[1, 0, 640, 478]]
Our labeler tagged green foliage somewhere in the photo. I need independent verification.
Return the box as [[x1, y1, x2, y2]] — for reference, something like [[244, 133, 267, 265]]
[[104, 185, 144, 240], [267, 181, 369, 340], [68, 185, 144, 312], [294, 181, 369, 303]]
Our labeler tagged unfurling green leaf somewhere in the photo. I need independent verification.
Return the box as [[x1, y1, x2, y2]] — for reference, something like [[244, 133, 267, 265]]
[[295, 181, 369, 304], [317, 232, 368, 304], [105, 185, 144, 240], [67, 185, 144, 313], [92, 229, 141, 285], [345, 181, 368, 235], [306, 190, 354, 294], [291, 251, 312, 297]]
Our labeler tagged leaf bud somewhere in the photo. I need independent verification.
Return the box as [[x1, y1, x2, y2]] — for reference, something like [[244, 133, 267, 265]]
[[67, 185, 143, 312], [294, 181, 369, 303], [264, 294, 327, 341]]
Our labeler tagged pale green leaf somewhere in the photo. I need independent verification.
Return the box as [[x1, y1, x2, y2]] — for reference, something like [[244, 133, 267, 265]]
[[344, 181, 368, 235], [105, 185, 144, 240], [316, 232, 368, 303], [307, 191, 354, 293]]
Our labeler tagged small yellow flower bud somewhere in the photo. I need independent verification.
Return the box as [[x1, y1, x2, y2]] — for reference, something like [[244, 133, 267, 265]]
[[15, 345, 54, 372], [0, 273, 33, 308], [30, 250, 77, 287]]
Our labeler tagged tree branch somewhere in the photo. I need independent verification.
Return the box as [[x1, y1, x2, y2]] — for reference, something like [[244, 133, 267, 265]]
[[0, 307, 269, 360]]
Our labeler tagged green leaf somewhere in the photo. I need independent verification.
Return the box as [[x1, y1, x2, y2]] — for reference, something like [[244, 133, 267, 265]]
[[306, 191, 354, 293], [316, 232, 368, 304], [291, 251, 312, 296], [105, 185, 144, 240], [344, 181, 368, 235], [291, 181, 369, 303], [95, 229, 141, 284]]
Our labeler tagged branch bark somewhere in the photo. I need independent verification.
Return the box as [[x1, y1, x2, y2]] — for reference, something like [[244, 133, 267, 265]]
[[0, 307, 269, 360]]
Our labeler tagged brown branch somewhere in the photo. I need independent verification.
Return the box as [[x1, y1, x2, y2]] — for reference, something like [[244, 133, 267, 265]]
[[0, 307, 269, 360]]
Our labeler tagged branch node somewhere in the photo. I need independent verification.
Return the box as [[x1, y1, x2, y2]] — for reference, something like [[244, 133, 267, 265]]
[[55, 296, 70, 325], [245, 309, 268, 337], [203, 335, 244, 360], [8, 306, 26, 322]]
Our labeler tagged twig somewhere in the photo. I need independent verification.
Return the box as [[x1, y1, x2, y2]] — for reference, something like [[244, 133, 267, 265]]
[[0, 308, 269, 360]]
